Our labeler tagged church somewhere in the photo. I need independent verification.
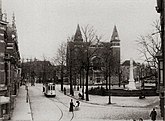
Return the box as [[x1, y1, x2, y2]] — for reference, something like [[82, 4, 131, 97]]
[[66, 25, 120, 85]]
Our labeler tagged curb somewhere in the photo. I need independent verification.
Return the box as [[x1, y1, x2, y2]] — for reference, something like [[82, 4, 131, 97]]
[[59, 90, 159, 108], [28, 91, 33, 121]]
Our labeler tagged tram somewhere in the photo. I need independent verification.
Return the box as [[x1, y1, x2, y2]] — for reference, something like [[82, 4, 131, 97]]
[[43, 82, 56, 97]]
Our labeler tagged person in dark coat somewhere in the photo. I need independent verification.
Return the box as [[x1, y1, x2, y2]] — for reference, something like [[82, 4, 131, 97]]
[[64, 87, 66, 95], [150, 108, 157, 121], [69, 99, 74, 112]]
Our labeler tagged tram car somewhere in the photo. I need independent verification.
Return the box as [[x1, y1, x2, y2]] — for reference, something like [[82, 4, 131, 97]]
[[43, 82, 56, 97]]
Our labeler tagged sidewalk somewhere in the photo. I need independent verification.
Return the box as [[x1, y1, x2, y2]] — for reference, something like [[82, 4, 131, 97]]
[[59, 85, 163, 121], [63, 85, 160, 108], [11, 85, 32, 121]]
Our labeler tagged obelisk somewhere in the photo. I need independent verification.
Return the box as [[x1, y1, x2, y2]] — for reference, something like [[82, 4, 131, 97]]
[[127, 58, 136, 90]]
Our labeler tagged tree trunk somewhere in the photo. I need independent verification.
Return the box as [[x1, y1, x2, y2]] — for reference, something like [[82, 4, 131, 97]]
[[108, 62, 111, 104], [69, 64, 74, 96], [105, 75, 108, 90], [80, 70, 81, 88], [82, 69, 84, 100], [86, 64, 89, 101], [61, 64, 63, 91]]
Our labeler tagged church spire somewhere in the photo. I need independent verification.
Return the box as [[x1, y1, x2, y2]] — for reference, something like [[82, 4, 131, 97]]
[[12, 13, 16, 30], [111, 25, 119, 41], [3, 11, 7, 22], [74, 24, 83, 42], [0, 0, 2, 20], [12, 13, 18, 40]]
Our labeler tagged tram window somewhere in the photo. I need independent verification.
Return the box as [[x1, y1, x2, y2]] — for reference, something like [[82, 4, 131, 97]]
[[48, 86, 51, 90], [52, 86, 55, 90]]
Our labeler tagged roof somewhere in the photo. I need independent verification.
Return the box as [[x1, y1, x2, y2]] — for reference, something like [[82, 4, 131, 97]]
[[74, 24, 83, 42], [111, 25, 120, 41]]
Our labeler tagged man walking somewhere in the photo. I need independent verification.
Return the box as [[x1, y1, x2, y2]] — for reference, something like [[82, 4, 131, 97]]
[[69, 99, 74, 112], [150, 108, 157, 121]]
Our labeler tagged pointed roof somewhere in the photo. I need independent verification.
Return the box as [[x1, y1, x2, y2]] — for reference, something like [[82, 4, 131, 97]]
[[0, 0, 2, 20], [74, 24, 83, 42], [12, 13, 16, 30], [111, 25, 119, 41]]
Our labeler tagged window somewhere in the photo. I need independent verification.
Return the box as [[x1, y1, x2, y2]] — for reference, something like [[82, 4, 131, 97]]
[[0, 52, 4, 57], [0, 40, 4, 43], [48, 86, 51, 90], [52, 86, 55, 90], [0, 33, 4, 36]]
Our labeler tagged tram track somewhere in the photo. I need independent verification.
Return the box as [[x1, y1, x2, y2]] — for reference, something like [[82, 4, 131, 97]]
[[48, 98, 74, 121], [35, 86, 74, 121], [48, 98, 64, 121]]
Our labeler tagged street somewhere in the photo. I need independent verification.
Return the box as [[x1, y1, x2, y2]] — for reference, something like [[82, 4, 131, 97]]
[[26, 84, 162, 121]]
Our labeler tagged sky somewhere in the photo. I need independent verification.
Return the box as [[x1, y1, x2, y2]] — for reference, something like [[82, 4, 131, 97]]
[[2, 0, 159, 63]]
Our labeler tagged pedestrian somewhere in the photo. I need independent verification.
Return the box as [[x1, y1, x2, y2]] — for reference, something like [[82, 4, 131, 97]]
[[64, 87, 66, 95], [150, 108, 157, 121], [69, 99, 74, 112]]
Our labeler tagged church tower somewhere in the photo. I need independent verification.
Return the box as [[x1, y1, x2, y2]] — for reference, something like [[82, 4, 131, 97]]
[[110, 25, 120, 83], [74, 24, 83, 42], [0, 0, 2, 20]]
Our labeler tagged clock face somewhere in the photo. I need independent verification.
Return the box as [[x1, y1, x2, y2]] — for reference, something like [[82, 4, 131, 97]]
[[115, 36, 118, 40]]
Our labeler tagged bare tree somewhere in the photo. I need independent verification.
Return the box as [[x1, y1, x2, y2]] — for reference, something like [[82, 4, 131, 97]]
[[101, 43, 112, 90], [81, 25, 101, 101], [66, 25, 102, 100], [66, 36, 75, 96], [136, 20, 161, 69], [54, 42, 67, 91]]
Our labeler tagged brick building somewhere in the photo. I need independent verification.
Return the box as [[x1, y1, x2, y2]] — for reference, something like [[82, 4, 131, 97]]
[[0, 11, 21, 120], [0, 14, 8, 120], [66, 25, 120, 85]]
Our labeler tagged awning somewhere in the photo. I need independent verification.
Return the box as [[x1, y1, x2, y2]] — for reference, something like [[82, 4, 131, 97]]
[[0, 96, 10, 104]]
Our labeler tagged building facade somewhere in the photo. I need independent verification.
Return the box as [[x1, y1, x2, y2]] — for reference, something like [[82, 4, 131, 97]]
[[0, 14, 9, 120], [0, 10, 21, 120], [66, 25, 120, 85]]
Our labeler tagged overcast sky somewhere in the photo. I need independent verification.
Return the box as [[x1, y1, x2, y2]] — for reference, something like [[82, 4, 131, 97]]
[[3, 0, 159, 63]]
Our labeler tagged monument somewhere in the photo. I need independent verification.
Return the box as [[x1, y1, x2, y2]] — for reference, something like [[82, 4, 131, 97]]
[[127, 58, 137, 90]]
